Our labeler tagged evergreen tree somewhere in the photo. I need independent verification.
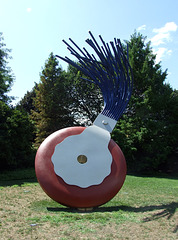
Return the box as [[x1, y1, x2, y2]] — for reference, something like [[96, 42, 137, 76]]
[[17, 83, 38, 114], [32, 53, 74, 147]]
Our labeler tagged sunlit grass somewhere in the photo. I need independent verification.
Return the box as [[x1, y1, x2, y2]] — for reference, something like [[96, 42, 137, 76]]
[[0, 169, 177, 239]]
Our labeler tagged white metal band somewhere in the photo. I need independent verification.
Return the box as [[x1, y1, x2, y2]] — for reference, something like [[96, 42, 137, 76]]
[[93, 114, 117, 133]]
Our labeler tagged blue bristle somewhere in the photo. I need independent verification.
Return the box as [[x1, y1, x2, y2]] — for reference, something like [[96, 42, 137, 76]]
[[56, 32, 133, 121]]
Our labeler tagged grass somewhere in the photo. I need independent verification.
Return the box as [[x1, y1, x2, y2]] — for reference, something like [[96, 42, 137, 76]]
[[0, 168, 177, 239]]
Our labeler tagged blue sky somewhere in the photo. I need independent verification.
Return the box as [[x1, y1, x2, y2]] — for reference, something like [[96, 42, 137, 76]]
[[0, 0, 178, 104]]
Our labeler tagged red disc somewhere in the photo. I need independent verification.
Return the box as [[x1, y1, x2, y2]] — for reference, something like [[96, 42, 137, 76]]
[[35, 126, 126, 208]]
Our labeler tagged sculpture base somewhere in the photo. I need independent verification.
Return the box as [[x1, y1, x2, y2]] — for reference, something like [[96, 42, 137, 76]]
[[77, 208, 93, 212]]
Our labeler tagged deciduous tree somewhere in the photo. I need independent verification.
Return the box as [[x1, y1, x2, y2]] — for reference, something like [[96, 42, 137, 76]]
[[112, 32, 178, 173], [67, 64, 103, 125], [0, 33, 35, 170], [0, 32, 14, 103]]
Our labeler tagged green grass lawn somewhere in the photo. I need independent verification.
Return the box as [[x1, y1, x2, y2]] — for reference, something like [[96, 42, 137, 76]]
[[0, 168, 177, 239]]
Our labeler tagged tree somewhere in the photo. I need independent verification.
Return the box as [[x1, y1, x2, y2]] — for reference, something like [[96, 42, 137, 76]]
[[17, 83, 38, 114], [0, 102, 35, 170], [0, 32, 14, 103], [67, 64, 103, 125], [32, 53, 74, 147], [18, 32, 177, 174], [112, 32, 178, 173], [0, 33, 35, 170]]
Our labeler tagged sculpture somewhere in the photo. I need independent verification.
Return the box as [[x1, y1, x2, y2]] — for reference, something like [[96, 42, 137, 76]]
[[35, 32, 133, 208]]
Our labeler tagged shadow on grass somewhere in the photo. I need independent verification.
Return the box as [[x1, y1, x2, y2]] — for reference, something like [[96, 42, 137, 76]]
[[127, 172, 178, 180], [47, 201, 178, 222], [0, 168, 37, 187], [0, 178, 37, 187]]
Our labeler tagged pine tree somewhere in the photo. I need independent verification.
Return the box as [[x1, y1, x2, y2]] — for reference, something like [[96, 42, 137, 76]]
[[17, 83, 38, 114], [32, 53, 74, 147]]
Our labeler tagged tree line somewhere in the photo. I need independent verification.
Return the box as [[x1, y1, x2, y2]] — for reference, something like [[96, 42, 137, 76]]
[[0, 31, 177, 174]]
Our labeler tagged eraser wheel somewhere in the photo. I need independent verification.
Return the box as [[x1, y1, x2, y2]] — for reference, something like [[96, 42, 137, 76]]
[[35, 126, 126, 208]]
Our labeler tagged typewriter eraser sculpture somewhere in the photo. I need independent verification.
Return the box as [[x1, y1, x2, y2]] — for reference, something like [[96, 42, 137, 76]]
[[35, 32, 133, 208]]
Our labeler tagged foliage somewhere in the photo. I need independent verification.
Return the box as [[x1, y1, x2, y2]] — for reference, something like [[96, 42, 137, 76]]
[[0, 33, 35, 170], [31, 53, 75, 147], [66, 64, 103, 125], [31, 54, 103, 147], [112, 32, 178, 173], [0, 101, 35, 170], [0, 168, 36, 182], [17, 83, 38, 114], [4, 31, 177, 173], [0, 32, 14, 103]]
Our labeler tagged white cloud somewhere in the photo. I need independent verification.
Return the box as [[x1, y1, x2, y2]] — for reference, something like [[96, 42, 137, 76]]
[[153, 47, 172, 64], [151, 22, 177, 63], [167, 49, 173, 56], [137, 24, 146, 31], [151, 22, 178, 46], [153, 22, 177, 34], [154, 48, 166, 63], [151, 33, 170, 46]]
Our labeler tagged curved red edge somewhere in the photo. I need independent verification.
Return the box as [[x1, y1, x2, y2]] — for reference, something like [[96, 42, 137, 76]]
[[35, 126, 127, 208]]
